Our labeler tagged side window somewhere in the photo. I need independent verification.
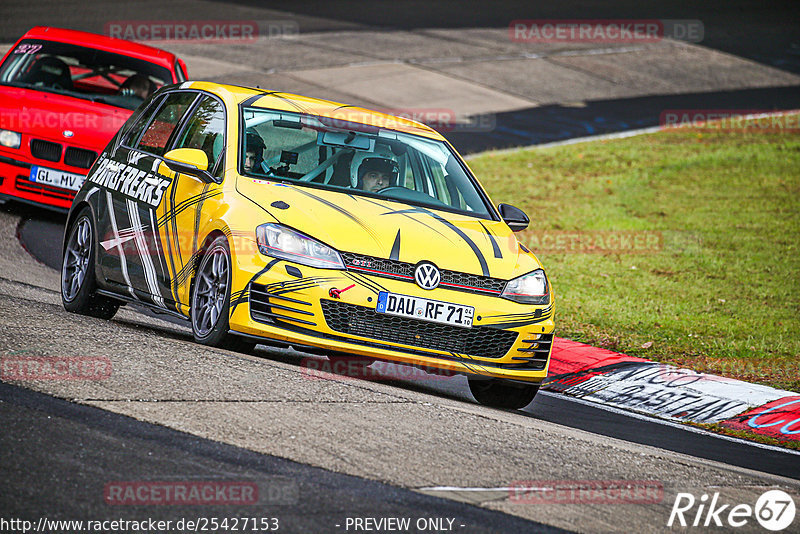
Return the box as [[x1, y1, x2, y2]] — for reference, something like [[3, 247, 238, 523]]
[[122, 94, 166, 147], [175, 59, 187, 82], [174, 96, 225, 175], [135, 92, 197, 157]]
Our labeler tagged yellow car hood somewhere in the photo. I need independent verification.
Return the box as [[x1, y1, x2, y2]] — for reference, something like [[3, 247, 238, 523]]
[[237, 177, 540, 280]]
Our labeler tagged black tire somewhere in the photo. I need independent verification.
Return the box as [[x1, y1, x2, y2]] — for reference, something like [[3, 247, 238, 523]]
[[190, 235, 256, 353], [61, 208, 119, 320], [468, 376, 539, 409]]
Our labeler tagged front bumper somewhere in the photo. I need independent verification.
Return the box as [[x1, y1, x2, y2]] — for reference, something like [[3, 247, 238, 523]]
[[228, 254, 554, 383], [0, 155, 77, 211]]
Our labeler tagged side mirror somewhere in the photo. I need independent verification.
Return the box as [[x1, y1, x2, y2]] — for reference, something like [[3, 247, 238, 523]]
[[162, 148, 215, 183], [498, 203, 529, 232]]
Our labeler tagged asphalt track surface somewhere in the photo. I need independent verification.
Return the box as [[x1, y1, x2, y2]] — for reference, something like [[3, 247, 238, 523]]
[[3, 2, 800, 532], [1, 382, 565, 533]]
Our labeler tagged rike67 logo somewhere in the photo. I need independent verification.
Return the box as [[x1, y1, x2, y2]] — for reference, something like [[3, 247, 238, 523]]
[[668, 490, 796, 531]]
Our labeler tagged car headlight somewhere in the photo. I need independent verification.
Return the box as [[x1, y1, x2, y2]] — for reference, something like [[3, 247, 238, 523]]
[[501, 269, 549, 305], [0, 129, 21, 149], [256, 223, 344, 269]]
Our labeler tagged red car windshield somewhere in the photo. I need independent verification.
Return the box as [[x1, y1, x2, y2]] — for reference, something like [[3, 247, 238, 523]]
[[0, 39, 173, 110]]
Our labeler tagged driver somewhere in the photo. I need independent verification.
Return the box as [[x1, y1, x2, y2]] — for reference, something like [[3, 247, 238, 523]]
[[350, 148, 399, 193], [119, 74, 155, 100], [243, 131, 268, 173]]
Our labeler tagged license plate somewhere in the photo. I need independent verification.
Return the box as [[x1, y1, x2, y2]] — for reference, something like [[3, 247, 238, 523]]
[[29, 165, 85, 192], [376, 291, 474, 328]]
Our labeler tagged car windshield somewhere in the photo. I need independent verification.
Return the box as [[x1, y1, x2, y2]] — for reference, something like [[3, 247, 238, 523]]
[[241, 107, 493, 218], [0, 39, 172, 110]]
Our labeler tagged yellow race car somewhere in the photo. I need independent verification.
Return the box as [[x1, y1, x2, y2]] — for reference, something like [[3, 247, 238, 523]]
[[61, 81, 554, 409]]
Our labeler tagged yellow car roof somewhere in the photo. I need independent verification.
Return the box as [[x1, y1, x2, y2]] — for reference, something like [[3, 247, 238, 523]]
[[185, 81, 446, 141]]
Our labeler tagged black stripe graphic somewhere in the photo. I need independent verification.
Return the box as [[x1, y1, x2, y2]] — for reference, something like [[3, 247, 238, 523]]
[[193, 183, 209, 258], [360, 198, 454, 243], [292, 188, 381, 243], [389, 230, 401, 261], [173, 250, 201, 288], [483, 310, 553, 329], [484, 305, 553, 320], [157, 189, 221, 228], [262, 276, 338, 296], [479, 221, 502, 259], [231, 258, 282, 316], [374, 203, 490, 275], [167, 171, 183, 273], [344, 271, 386, 295]]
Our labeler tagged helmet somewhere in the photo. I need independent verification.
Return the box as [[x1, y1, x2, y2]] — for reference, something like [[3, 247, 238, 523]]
[[350, 146, 399, 188], [245, 131, 266, 168]]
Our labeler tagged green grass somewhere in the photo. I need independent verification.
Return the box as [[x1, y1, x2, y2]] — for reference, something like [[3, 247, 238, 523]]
[[470, 119, 800, 392]]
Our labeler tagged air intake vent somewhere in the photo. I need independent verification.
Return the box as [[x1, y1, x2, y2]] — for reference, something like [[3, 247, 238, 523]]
[[30, 139, 62, 162], [64, 147, 97, 169]]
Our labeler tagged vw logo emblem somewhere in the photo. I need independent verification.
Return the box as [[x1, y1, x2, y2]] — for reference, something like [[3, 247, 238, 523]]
[[414, 262, 440, 290], [62, 130, 74, 138]]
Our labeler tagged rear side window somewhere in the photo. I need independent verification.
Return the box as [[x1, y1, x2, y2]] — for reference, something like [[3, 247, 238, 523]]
[[122, 94, 166, 147], [136, 92, 196, 157], [174, 96, 225, 174]]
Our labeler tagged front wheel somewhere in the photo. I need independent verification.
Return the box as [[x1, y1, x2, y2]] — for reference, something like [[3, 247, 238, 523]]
[[61, 208, 119, 320], [468, 377, 539, 409], [190, 236, 255, 353]]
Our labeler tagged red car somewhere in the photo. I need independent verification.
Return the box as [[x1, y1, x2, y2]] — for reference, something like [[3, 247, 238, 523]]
[[0, 27, 187, 211]]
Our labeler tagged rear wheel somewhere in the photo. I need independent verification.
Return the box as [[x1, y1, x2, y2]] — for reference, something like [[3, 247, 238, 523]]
[[468, 376, 539, 409], [61, 208, 119, 320], [190, 236, 255, 353]]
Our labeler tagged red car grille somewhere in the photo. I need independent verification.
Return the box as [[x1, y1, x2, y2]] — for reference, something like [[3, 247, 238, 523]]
[[30, 139, 62, 162], [64, 147, 98, 169], [14, 175, 74, 201], [29, 139, 97, 169]]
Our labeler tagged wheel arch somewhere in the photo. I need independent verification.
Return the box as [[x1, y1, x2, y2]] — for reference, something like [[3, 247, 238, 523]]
[[188, 228, 229, 300], [62, 201, 93, 253]]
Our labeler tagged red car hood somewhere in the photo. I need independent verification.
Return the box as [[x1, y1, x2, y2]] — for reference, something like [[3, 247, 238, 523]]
[[0, 85, 132, 149]]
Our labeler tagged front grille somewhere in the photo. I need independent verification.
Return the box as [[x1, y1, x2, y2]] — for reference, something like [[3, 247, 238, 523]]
[[341, 252, 506, 295], [64, 147, 97, 169], [14, 175, 74, 200], [321, 300, 518, 359], [30, 139, 62, 162]]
